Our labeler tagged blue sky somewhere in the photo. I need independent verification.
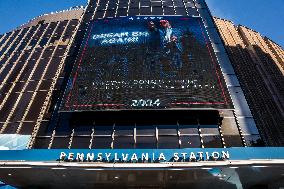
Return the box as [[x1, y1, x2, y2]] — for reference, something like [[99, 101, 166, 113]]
[[0, 0, 87, 33], [0, 0, 283, 47], [206, 0, 284, 47]]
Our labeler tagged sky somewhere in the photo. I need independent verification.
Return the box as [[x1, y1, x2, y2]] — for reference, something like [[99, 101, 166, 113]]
[[0, 0, 283, 47], [0, 0, 87, 33], [206, 0, 284, 47]]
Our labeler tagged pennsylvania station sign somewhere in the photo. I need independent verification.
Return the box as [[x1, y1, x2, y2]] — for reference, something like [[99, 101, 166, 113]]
[[59, 150, 230, 163]]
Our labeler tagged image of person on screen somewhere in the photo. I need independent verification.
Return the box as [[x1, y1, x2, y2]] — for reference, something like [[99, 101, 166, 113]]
[[145, 21, 161, 76], [147, 21, 161, 49], [159, 20, 183, 70], [169, 35, 183, 70], [159, 20, 172, 48]]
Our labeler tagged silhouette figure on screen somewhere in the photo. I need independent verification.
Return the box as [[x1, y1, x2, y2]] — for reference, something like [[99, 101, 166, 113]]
[[159, 20, 183, 70]]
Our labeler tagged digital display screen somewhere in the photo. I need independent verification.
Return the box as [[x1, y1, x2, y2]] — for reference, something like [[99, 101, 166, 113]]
[[61, 16, 232, 111]]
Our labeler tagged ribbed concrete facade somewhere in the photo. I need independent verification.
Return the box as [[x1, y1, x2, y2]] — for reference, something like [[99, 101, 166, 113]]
[[0, 9, 84, 147], [214, 18, 284, 146]]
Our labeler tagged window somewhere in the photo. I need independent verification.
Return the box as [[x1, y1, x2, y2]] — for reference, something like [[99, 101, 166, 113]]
[[92, 125, 114, 149], [136, 125, 156, 148], [117, 8, 128, 16], [33, 137, 51, 149], [152, 7, 163, 15], [92, 136, 113, 149], [71, 136, 91, 149], [94, 125, 113, 135], [114, 136, 135, 148], [200, 125, 222, 148], [140, 7, 151, 15], [158, 136, 179, 148], [51, 137, 70, 149], [180, 135, 201, 148], [128, 8, 139, 16], [113, 125, 135, 148], [164, 7, 175, 15], [157, 125, 178, 149], [175, 7, 187, 15], [136, 136, 156, 149], [105, 9, 116, 17], [179, 125, 201, 148], [244, 135, 264, 147], [202, 135, 222, 148]]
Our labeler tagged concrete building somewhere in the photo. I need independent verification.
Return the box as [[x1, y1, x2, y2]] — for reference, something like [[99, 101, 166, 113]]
[[0, 0, 283, 188]]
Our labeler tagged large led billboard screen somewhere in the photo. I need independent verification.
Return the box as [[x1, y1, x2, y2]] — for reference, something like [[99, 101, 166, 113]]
[[61, 16, 232, 111]]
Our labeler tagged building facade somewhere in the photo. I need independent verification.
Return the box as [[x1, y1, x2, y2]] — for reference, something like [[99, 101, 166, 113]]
[[0, 0, 284, 188]]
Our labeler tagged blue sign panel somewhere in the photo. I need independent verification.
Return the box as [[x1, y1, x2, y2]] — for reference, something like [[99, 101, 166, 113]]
[[0, 148, 284, 162]]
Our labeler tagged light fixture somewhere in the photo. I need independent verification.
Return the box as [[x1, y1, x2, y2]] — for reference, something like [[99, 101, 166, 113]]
[[229, 167, 239, 169], [51, 167, 67, 170], [201, 167, 212, 170], [252, 165, 268, 168]]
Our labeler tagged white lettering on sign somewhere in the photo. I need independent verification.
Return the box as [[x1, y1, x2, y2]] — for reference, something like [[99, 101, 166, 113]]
[[158, 153, 166, 161], [131, 153, 138, 161], [87, 153, 94, 161], [122, 153, 129, 161], [58, 151, 230, 162], [173, 153, 179, 161], [76, 153, 84, 162], [142, 153, 149, 161], [190, 152, 196, 161], [92, 32, 149, 45]]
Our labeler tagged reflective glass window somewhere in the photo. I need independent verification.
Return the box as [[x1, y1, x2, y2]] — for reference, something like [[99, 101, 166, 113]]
[[200, 125, 220, 135], [33, 137, 51, 149], [173, 0, 184, 7], [136, 125, 155, 136], [25, 91, 48, 121], [152, 7, 163, 14], [180, 135, 201, 148], [94, 125, 113, 135], [223, 135, 243, 147], [164, 7, 175, 15], [71, 136, 91, 149], [114, 125, 134, 136], [74, 125, 93, 135], [117, 8, 128, 16], [2, 122, 19, 134], [163, 0, 174, 7], [94, 11, 105, 19], [128, 8, 139, 16], [140, 7, 151, 15], [157, 125, 177, 135], [187, 7, 199, 16], [158, 136, 179, 148], [105, 9, 115, 17], [92, 136, 112, 149], [175, 7, 187, 15], [113, 136, 135, 149], [244, 135, 264, 147], [179, 125, 199, 135], [151, 2, 161, 7], [140, 0, 151, 6], [136, 136, 156, 148], [51, 137, 70, 148], [202, 135, 222, 148]]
